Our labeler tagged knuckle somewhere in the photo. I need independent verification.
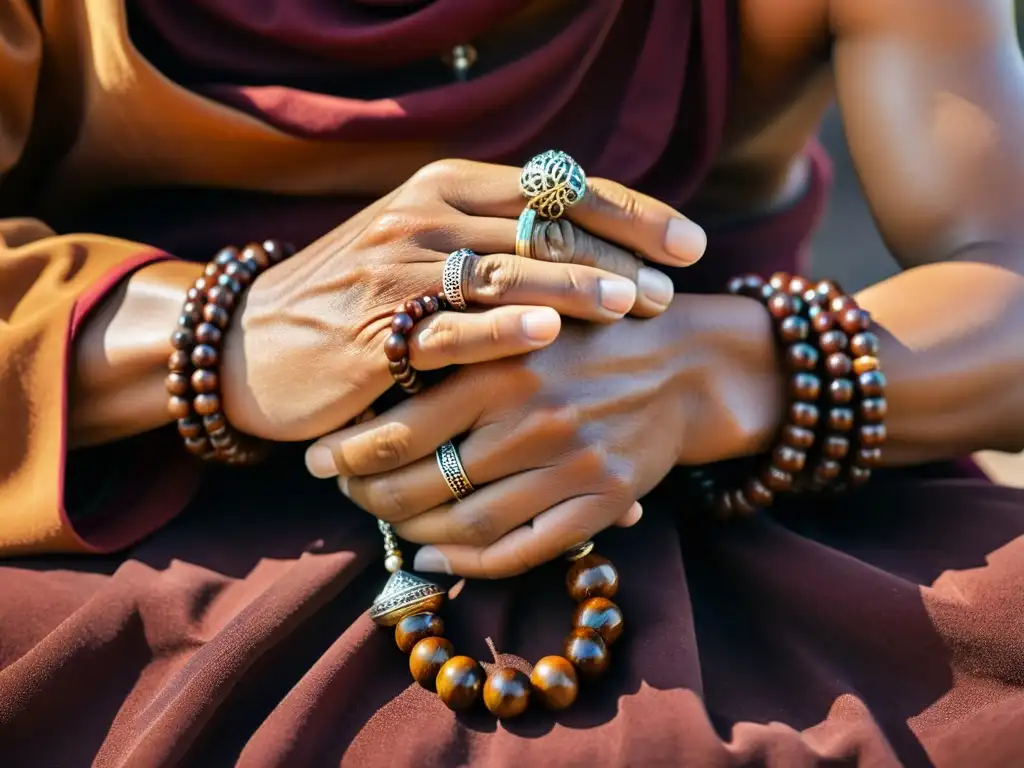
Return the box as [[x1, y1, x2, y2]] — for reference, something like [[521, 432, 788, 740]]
[[534, 219, 579, 264], [409, 159, 464, 189], [470, 255, 521, 300], [361, 210, 421, 247], [592, 179, 644, 223], [457, 513, 498, 547]]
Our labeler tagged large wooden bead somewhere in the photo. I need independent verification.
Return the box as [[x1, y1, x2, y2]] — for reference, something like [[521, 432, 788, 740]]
[[564, 628, 610, 679], [530, 656, 579, 711], [409, 636, 453, 690], [436, 656, 484, 711], [483, 668, 531, 719], [573, 597, 624, 645], [395, 612, 444, 654], [566, 554, 619, 601]]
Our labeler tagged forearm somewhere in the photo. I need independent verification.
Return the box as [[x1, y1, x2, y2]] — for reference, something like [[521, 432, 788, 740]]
[[70, 260, 203, 448]]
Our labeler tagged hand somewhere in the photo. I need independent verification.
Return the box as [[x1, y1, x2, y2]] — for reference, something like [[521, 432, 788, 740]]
[[221, 159, 707, 440], [305, 297, 770, 579]]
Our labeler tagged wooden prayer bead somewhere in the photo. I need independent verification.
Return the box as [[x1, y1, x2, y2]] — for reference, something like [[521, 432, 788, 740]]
[[194, 394, 221, 416], [530, 656, 579, 711], [483, 668, 531, 719], [852, 356, 879, 375], [261, 239, 289, 264], [825, 352, 852, 377], [184, 436, 210, 456], [422, 295, 440, 314], [384, 333, 409, 362], [811, 310, 834, 334], [828, 408, 855, 432], [241, 242, 271, 270], [860, 424, 887, 447], [761, 466, 794, 492], [203, 412, 227, 433], [168, 396, 192, 419], [190, 369, 218, 394], [564, 628, 610, 679], [202, 303, 230, 329], [405, 299, 425, 319], [850, 332, 880, 358], [191, 344, 218, 368], [409, 636, 454, 689], [713, 491, 735, 520], [788, 275, 813, 297], [829, 379, 854, 404], [772, 445, 806, 474], [744, 477, 775, 507], [177, 416, 203, 439], [566, 554, 619, 601], [769, 272, 791, 291], [171, 329, 195, 350], [572, 597, 624, 645], [223, 260, 253, 285], [861, 398, 888, 422], [778, 315, 810, 342], [790, 373, 821, 401], [195, 322, 222, 345], [823, 435, 850, 460], [858, 447, 884, 468], [786, 343, 819, 371], [165, 373, 190, 397], [730, 488, 757, 516], [790, 402, 820, 428], [819, 330, 848, 354], [767, 292, 795, 319], [813, 460, 842, 484], [168, 350, 191, 372], [391, 312, 414, 335], [858, 371, 887, 397], [436, 656, 484, 710], [782, 425, 815, 450], [395, 612, 444, 654]]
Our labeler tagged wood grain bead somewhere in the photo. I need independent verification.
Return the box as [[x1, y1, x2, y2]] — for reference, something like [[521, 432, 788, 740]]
[[203, 412, 227, 433], [860, 424, 887, 447], [168, 350, 191, 372], [857, 447, 884, 468], [782, 424, 815, 449], [384, 333, 409, 362], [191, 344, 218, 369], [819, 330, 848, 354], [744, 476, 775, 507], [566, 554, 619, 601], [395, 613, 445, 654], [861, 398, 888, 421], [761, 465, 794, 492], [828, 407, 855, 432], [202, 303, 230, 329], [778, 315, 809, 343], [171, 328, 195, 350], [164, 372, 191, 397], [483, 668, 531, 719], [852, 355, 879, 375], [421, 295, 440, 314], [195, 322, 222, 345], [391, 312, 414, 335], [572, 597, 625, 645], [857, 370, 887, 397], [767, 292, 795, 319], [786, 343, 819, 372], [436, 656, 484, 711], [823, 435, 850, 460], [530, 656, 578, 710], [790, 373, 821, 402], [811, 309, 835, 334], [194, 393, 221, 416], [772, 445, 806, 473], [241, 242, 271, 270], [790, 402, 820, 428], [825, 352, 852, 378], [177, 416, 203, 439], [563, 628, 610, 679], [409, 636, 453, 689], [829, 379, 854, 405], [405, 298, 425, 320], [168, 396, 193, 419], [190, 369, 218, 394], [850, 332, 880, 358]]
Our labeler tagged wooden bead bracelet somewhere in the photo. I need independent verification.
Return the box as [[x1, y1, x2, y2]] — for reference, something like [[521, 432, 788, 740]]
[[384, 294, 447, 394], [166, 239, 294, 465]]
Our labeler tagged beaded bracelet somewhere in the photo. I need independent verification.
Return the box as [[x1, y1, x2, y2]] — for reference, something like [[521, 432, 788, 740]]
[[384, 294, 447, 394], [166, 240, 294, 464]]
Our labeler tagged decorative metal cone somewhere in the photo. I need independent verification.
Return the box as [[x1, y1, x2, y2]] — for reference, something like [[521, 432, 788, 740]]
[[369, 569, 446, 627]]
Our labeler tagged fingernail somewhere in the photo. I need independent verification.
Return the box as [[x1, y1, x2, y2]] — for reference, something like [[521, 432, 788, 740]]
[[337, 475, 350, 497], [414, 546, 452, 574], [637, 267, 675, 308], [664, 218, 707, 264], [305, 445, 338, 479], [521, 308, 561, 342], [598, 279, 637, 314]]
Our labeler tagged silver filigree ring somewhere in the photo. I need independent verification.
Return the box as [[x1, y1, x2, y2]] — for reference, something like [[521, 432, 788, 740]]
[[520, 150, 587, 220], [442, 248, 474, 311], [436, 440, 475, 501]]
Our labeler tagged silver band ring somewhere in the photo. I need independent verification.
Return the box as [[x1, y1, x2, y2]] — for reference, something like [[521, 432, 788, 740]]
[[436, 440, 475, 500], [520, 149, 587, 220], [442, 248, 474, 311], [515, 208, 537, 259]]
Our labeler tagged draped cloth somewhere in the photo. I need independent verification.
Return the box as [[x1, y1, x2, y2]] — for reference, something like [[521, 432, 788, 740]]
[[0, 1, 1022, 765]]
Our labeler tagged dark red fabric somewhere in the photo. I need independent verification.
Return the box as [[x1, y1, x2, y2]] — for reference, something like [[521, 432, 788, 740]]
[[4, 1, 1024, 766]]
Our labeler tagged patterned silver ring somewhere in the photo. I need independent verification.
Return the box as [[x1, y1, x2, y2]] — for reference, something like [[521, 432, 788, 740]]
[[436, 440, 475, 501], [520, 149, 587, 220], [515, 208, 537, 259], [442, 248, 474, 311]]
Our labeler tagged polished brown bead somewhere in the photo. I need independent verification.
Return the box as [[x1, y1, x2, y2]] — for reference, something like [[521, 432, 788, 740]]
[[241, 242, 271, 270], [769, 272, 791, 291], [829, 295, 858, 315], [394, 368, 416, 384], [566, 554, 619, 601], [779, 315, 810, 343], [224, 260, 253, 285], [185, 286, 203, 303], [825, 352, 852, 378], [436, 656, 484, 711], [530, 656, 578, 710], [813, 459, 842, 484], [767, 292, 795, 319], [811, 309, 835, 334], [850, 332, 880, 358], [164, 372, 191, 397], [194, 393, 221, 416], [171, 328, 195, 350], [391, 312, 415, 335], [727, 273, 764, 296], [203, 412, 227, 433], [772, 445, 806, 473], [404, 298, 425, 320], [790, 401, 820, 429], [388, 359, 410, 374], [573, 597, 624, 645], [790, 373, 821, 402], [860, 423, 887, 447], [409, 636, 454, 690], [214, 246, 239, 266], [823, 435, 850, 460], [395, 612, 445, 654], [782, 424, 815, 450], [861, 397, 888, 422], [563, 628, 610, 679], [184, 436, 210, 456], [731, 488, 757, 516], [712, 491, 735, 520], [203, 260, 222, 278], [816, 280, 843, 302], [404, 378, 423, 394], [195, 323, 222, 346], [829, 379, 855, 405], [191, 344, 219, 369], [180, 302, 202, 325], [262, 239, 288, 264], [839, 307, 871, 335], [483, 668, 531, 719], [207, 286, 236, 311], [788, 275, 813, 297], [168, 396, 192, 419], [202, 303, 230, 329], [786, 343, 819, 372], [384, 333, 409, 362], [849, 466, 872, 485], [819, 330, 848, 354], [177, 416, 203, 439], [852, 355, 879, 375], [168, 350, 191, 372], [857, 447, 884, 468], [857, 370, 887, 397], [210, 430, 235, 449], [761, 465, 794, 492], [828, 407, 855, 432], [191, 369, 219, 394], [216, 273, 243, 294], [744, 476, 775, 507], [421, 295, 440, 314]]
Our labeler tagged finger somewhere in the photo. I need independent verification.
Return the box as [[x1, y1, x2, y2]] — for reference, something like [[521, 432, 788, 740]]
[[414, 159, 707, 268], [616, 501, 644, 527], [529, 219, 676, 317], [409, 305, 562, 368], [411, 493, 633, 579]]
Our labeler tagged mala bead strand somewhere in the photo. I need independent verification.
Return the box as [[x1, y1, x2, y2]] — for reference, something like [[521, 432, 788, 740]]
[[386, 294, 447, 394]]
